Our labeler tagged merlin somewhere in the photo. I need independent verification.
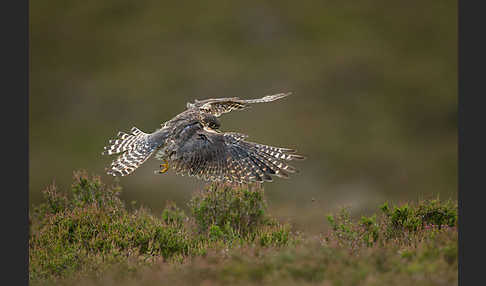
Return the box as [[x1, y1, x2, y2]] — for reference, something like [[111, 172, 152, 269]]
[[102, 92, 305, 183]]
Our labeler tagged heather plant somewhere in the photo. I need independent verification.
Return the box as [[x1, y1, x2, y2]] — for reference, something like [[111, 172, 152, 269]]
[[31, 171, 124, 220], [161, 200, 187, 227], [29, 171, 457, 286], [188, 183, 292, 246], [189, 183, 267, 235], [29, 171, 193, 282], [325, 198, 458, 249], [29, 172, 294, 284], [59, 221, 458, 286], [379, 199, 457, 240]]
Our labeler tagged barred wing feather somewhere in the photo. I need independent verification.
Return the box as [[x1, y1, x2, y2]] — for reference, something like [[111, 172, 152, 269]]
[[195, 92, 292, 117], [170, 129, 304, 183]]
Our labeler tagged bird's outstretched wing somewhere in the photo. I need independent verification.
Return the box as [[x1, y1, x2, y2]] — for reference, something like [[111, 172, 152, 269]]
[[169, 126, 305, 183], [189, 92, 291, 117]]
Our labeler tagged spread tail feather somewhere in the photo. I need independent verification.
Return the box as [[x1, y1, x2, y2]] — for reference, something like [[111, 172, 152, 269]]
[[102, 127, 156, 176]]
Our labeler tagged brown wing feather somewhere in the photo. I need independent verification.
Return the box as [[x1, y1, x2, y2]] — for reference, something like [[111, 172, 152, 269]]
[[191, 92, 292, 117], [169, 127, 304, 183]]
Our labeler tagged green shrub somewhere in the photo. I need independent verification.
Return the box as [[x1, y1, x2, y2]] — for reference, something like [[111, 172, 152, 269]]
[[257, 223, 292, 247], [30, 174, 457, 286], [381, 199, 457, 239], [188, 183, 293, 247], [29, 171, 193, 282], [326, 198, 458, 249], [70, 171, 124, 209], [188, 183, 268, 237], [161, 200, 187, 227], [415, 199, 457, 228], [30, 172, 295, 284], [32, 171, 123, 220]]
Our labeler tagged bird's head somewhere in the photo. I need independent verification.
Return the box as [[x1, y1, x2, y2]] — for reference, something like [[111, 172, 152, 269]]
[[200, 114, 221, 130]]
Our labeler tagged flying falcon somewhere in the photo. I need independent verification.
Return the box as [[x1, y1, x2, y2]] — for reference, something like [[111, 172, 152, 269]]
[[102, 92, 305, 183]]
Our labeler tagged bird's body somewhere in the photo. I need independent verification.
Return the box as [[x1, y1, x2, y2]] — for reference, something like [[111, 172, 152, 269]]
[[102, 92, 305, 183]]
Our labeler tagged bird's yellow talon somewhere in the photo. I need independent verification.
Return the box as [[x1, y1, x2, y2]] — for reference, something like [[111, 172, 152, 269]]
[[159, 160, 169, 173]]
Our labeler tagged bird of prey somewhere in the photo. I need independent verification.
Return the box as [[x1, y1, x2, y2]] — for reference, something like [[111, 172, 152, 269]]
[[102, 92, 305, 183]]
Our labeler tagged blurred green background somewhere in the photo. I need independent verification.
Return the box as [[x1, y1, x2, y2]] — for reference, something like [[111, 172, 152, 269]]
[[30, 0, 456, 234]]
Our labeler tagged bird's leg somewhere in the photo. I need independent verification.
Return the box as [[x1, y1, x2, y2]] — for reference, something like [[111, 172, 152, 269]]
[[158, 159, 170, 174]]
